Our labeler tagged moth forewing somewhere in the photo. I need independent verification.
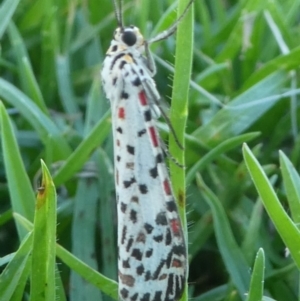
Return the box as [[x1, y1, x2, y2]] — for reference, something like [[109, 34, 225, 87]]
[[101, 1, 194, 301]]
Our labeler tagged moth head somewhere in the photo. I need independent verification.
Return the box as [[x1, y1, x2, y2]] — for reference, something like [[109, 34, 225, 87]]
[[114, 26, 145, 49]]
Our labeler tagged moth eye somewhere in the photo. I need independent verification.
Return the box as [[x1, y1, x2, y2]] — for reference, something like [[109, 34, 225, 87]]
[[122, 31, 137, 46]]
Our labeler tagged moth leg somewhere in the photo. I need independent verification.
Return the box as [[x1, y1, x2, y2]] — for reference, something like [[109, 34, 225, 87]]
[[142, 79, 184, 151], [144, 41, 157, 76]]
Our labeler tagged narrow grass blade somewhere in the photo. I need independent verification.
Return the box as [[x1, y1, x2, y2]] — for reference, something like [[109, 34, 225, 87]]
[[279, 151, 300, 224], [8, 22, 48, 114], [0, 102, 35, 238], [170, 1, 194, 299], [70, 179, 102, 300], [53, 110, 111, 185], [194, 71, 287, 145], [243, 143, 300, 269], [186, 132, 260, 185], [56, 244, 118, 300], [30, 161, 57, 301], [0, 79, 71, 160], [246, 248, 265, 301], [196, 174, 250, 298], [0, 232, 32, 301], [0, 0, 20, 38]]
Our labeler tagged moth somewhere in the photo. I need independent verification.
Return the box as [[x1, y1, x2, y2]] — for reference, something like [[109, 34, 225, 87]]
[[101, 1, 193, 300]]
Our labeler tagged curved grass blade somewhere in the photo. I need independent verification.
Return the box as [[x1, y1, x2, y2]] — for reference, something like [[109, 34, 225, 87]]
[[0, 102, 35, 238], [186, 132, 260, 185], [196, 174, 250, 298], [243, 143, 300, 269], [0, 232, 33, 301]]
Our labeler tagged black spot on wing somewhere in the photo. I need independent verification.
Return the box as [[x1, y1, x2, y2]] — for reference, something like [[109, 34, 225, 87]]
[[141, 293, 150, 301], [139, 184, 148, 194], [127, 145, 135, 155], [132, 76, 141, 86], [131, 248, 142, 260], [156, 212, 167, 225], [138, 129, 146, 137], [144, 109, 151, 122], [149, 166, 158, 178]]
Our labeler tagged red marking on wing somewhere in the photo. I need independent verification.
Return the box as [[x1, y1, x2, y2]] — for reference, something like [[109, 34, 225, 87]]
[[170, 219, 181, 235], [172, 259, 183, 268], [149, 126, 158, 147], [118, 107, 125, 119], [116, 139, 120, 147], [163, 179, 171, 195], [139, 91, 147, 106]]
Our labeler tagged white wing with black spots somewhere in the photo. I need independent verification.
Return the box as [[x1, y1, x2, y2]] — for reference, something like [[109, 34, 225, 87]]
[[101, 23, 187, 301]]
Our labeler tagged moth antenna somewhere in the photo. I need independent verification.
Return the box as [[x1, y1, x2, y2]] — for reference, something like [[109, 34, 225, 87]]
[[148, 0, 194, 45], [113, 0, 123, 28]]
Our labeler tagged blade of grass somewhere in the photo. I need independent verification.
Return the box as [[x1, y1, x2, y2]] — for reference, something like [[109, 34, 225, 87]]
[[14, 213, 117, 300], [170, 1, 194, 299], [186, 132, 260, 185], [53, 110, 111, 186], [30, 160, 57, 301], [70, 179, 102, 300], [279, 150, 300, 224], [243, 143, 300, 269], [0, 102, 35, 238], [8, 22, 48, 114], [0, 0, 20, 38], [246, 248, 265, 301], [56, 244, 118, 300], [0, 232, 32, 301], [0, 79, 71, 160], [196, 174, 250, 298]]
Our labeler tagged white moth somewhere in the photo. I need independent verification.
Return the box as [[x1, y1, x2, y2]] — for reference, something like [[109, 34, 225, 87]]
[[101, 1, 193, 300]]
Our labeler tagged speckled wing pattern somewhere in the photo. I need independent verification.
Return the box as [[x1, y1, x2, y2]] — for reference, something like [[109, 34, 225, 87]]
[[101, 25, 186, 301]]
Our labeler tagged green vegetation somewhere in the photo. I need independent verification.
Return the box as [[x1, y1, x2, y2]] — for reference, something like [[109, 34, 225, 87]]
[[0, 0, 300, 300]]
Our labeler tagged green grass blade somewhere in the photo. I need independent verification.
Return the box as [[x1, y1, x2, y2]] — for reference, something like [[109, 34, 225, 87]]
[[0, 232, 32, 301], [53, 110, 111, 186], [243, 143, 300, 269], [0, 79, 71, 160], [0, 0, 20, 38], [186, 132, 260, 185], [70, 179, 103, 300], [279, 151, 300, 224], [30, 160, 57, 301], [196, 174, 250, 298], [56, 244, 118, 300], [246, 248, 265, 301], [194, 71, 288, 145], [170, 1, 194, 299], [0, 102, 35, 238], [7, 22, 48, 114]]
